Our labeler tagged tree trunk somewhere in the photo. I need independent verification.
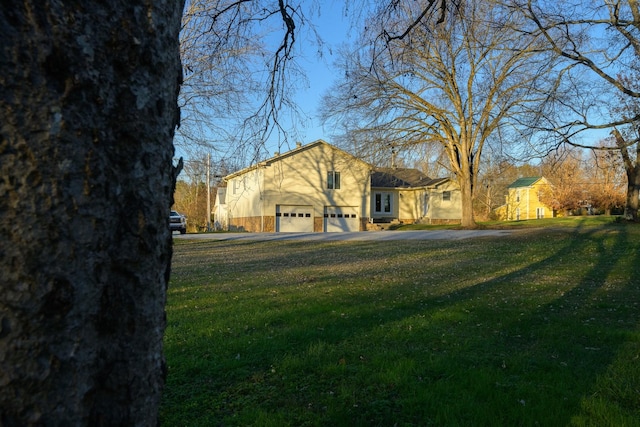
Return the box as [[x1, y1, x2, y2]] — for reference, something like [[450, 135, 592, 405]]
[[612, 129, 640, 222], [623, 170, 640, 221], [0, 1, 184, 425], [458, 174, 477, 228]]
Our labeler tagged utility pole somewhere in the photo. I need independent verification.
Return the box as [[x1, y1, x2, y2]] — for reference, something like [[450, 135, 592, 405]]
[[206, 153, 211, 232]]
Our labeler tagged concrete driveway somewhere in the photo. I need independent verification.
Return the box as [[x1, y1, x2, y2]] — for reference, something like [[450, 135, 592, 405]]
[[173, 229, 517, 242]]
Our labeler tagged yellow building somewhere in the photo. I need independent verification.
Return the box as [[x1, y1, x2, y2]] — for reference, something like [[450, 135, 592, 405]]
[[500, 176, 554, 221]]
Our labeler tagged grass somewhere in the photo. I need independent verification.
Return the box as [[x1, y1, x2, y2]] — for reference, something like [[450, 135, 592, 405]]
[[161, 218, 640, 426], [391, 215, 622, 230]]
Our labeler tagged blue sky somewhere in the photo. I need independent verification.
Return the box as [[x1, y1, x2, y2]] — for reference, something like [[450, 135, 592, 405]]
[[176, 3, 353, 165], [266, 3, 353, 152], [178, 2, 608, 168], [176, 2, 625, 175]]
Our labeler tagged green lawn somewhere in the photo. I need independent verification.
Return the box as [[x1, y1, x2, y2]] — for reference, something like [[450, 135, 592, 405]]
[[392, 215, 624, 230], [161, 218, 640, 426]]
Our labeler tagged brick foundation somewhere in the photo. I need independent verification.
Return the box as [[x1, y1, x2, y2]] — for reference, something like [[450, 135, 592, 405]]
[[229, 216, 263, 232]]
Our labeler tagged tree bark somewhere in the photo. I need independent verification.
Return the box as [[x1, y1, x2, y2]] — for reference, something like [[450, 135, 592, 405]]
[[458, 174, 476, 228], [0, 0, 184, 425], [451, 142, 477, 228], [623, 170, 640, 221], [612, 129, 639, 222]]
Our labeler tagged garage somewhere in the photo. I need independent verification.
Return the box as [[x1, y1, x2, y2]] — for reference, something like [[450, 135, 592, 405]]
[[276, 205, 314, 232], [324, 206, 359, 232]]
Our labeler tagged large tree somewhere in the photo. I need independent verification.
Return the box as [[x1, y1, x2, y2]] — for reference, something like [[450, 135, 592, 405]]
[[588, 142, 626, 215], [322, 0, 556, 227], [0, 1, 184, 424], [611, 126, 640, 219], [177, 0, 455, 166], [517, 0, 640, 220]]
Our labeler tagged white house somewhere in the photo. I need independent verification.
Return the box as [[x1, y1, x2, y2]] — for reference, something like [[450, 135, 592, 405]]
[[219, 140, 461, 232]]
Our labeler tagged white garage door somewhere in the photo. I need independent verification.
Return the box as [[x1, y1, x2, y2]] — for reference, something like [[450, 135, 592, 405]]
[[324, 206, 359, 232], [276, 205, 313, 232]]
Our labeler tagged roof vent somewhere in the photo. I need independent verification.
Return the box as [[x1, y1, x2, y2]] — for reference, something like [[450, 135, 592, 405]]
[[296, 141, 302, 148]]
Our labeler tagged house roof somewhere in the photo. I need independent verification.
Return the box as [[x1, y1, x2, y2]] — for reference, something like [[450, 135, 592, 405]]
[[223, 140, 451, 189], [507, 176, 543, 189], [223, 139, 368, 180], [372, 167, 449, 188]]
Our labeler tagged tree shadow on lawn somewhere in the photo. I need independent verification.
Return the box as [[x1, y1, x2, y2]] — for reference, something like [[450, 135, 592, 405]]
[[561, 224, 640, 425], [423, 222, 640, 425], [163, 223, 639, 425]]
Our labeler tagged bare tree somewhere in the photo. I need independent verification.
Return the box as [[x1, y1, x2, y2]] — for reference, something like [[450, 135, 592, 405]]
[[173, 157, 211, 231], [611, 126, 640, 218], [177, 0, 312, 165], [588, 142, 626, 215], [516, 0, 640, 220], [177, 1, 458, 167], [322, 0, 557, 227], [178, 0, 262, 153], [0, 0, 183, 424], [539, 147, 589, 215], [409, 143, 451, 178]]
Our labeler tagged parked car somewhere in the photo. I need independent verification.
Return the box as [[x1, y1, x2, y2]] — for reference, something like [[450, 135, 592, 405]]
[[170, 210, 187, 234]]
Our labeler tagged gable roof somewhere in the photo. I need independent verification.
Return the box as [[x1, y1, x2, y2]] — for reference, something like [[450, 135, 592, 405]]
[[224, 139, 369, 180], [507, 176, 543, 189], [223, 140, 452, 189], [372, 167, 449, 188]]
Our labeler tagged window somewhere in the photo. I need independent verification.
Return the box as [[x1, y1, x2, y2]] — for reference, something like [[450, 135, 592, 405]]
[[536, 207, 545, 219], [374, 192, 392, 213], [516, 190, 520, 203], [384, 194, 391, 212], [327, 171, 340, 189], [442, 191, 451, 201]]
